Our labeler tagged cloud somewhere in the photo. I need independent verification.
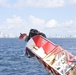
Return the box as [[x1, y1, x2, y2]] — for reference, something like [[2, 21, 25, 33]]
[[0, 15, 27, 35], [0, 0, 76, 8], [55, 19, 76, 36], [1, 14, 76, 37], [14, 0, 76, 8], [44, 18, 76, 36], [46, 19, 58, 28], [0, 0, 10, 7], [29, 15, 45, 26], [67, 0, 76, 5], [0, 15, 59, 36], [14, 0, 65, 8], [4, 15, 25, 26], [62, 19, 76, 28], [29, 15, 58, 28], [28, 15, 76, 30]]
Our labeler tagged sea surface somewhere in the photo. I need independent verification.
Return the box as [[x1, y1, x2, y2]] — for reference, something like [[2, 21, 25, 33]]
[[0, 38, 76, 75]]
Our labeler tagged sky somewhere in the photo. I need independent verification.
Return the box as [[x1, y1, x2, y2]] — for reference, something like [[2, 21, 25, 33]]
[[0, 0, 76, 37]]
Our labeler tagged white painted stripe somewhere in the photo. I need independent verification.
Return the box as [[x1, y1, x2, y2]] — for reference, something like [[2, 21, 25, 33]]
[[26, 38, 46, 58], [26, 38, 36, 50], [33, 47, 46, 58]]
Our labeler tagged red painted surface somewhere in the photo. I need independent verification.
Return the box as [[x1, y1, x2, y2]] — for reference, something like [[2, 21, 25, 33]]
[[26, 35, 76, 75], [33, 35, 57, 54], [19, 33, 27, 39], [33, 35, 47, 48], [42, 42, 56, 54]]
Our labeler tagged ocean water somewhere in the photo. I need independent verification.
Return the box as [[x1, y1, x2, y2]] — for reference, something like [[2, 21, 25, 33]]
[[0, 38, 76, 75]]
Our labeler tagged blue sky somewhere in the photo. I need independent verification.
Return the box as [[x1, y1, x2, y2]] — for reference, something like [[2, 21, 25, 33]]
[[0, 0, 76, 37]]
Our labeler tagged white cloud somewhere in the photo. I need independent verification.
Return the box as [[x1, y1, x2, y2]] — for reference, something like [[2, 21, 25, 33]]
[[0, 15, 27, 35], [64, 0, 76, 6], [29, 15, 76, 31], [0, 0, 6, 4], [56, 19, 76, 35], [73, 0, 76, 3], [63, 19, 76, 27], [46, 19, 58, 28], [0, 0, 76, 8], [29, 15, 45, 26], [14, 0, 76, 8], [4, 15, 25, 26], [1, 14, 76, 37], [14, 0, 65, 8], [29, 15, 58, 28], [44, 18, 76, 37], [0, 0, 10, 7]]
